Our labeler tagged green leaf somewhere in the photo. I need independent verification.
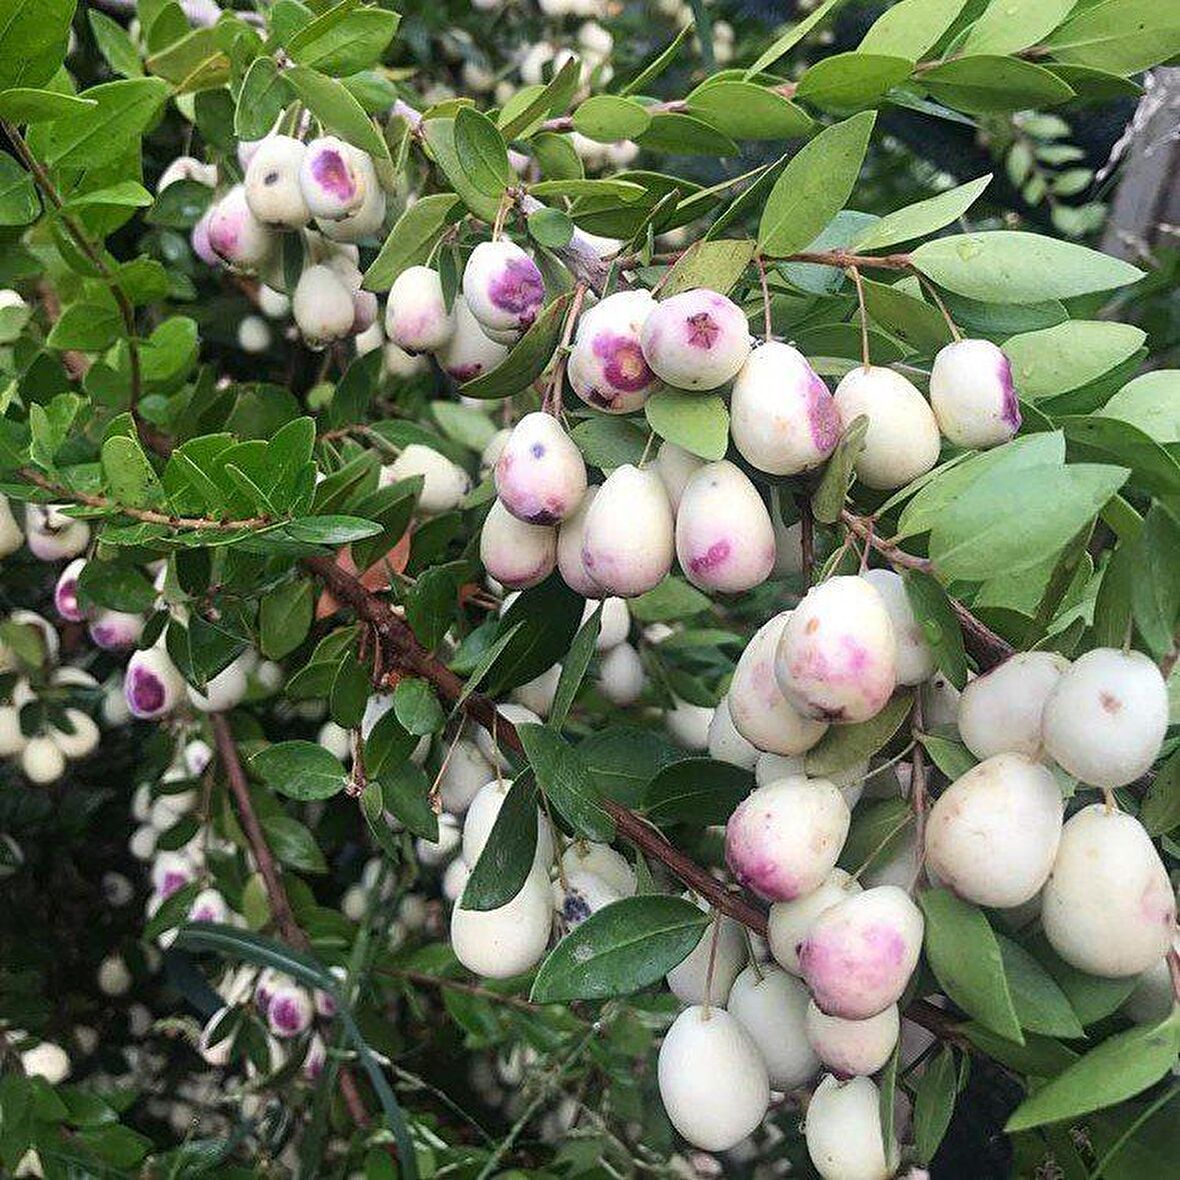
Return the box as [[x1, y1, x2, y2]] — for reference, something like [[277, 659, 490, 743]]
[[459, 294, 570, 400], [999, 936, 1085, 1039], [518, 722, 613, 841], [88, 9, 143, 78], [643, 757, 752, 825], [45, 78, 170, 168], [76, 559, 156, 613], [644, 391, 729, 460], [627, 576, 711, 623], [421, 117, 501, 221], [685, 82, 812, 140], [234, 56, 291, 140], [917, 732, 977, 780], [175, 921, 336, 992], [1004, 321, 1146, 401], [454, 106, 511, 198], [262, 815, 328, 874], [921, 56, 1074, 114], [638, 111, 738, 157], [962, 0, 1076, 56], [929, 463, 1129, 581], [572, 94, 652, 142], [47, 301, 122, 351], [549, 604, 600, 730], [903, 570, 968, 689], [287, 3, 399, 76], [0, 88, 95, 123], [1043, 0, 1180, 75], [65, 180, 153, 210], [498, 55, 581, 139], [1103, 371, 1180, 445], [745, 0, 849, 78], [461, 776, 539, 911], [569, 416, 649, 469], [284, 65, 389, 160], [758, 111, 876, 256], [393, 677, 444, 736], [527, 205, 574, 248], [855, 174, 991, 252], [530, 895, 710, 1002], [812, 414, 868, 524], [805, 694, 912, 776], [794, 53, 914, 112], [911, 232, 1142, 302], [102, 435, 164, 508], [1141, 747, 1180, 837], [1128, 505, 1180, 659], [252, 740, 348, 801], [661, 238, 756, 298], [283, 515, 382, 545], [859, 0, 967, 57], [620, 22, 695, 97], [913, 1046, 959, 1164], [1006, 1012, 1180, 1131], [0, 150, 39, 225], [919, 888, 1023, 1042], [380, 763, 439, 841], [0, 0, 75, 92]]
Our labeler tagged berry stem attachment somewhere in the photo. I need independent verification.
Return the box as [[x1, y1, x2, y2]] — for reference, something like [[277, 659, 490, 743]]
[[754, 253, 773, 342], [848, 264, 871, 370], [916, 273, 963, 342]]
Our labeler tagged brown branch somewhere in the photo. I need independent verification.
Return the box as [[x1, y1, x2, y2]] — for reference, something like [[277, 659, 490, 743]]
[[19, 467, 277, 533], [778, 249, 914, 270], [840, 509, 1015, 671], [209, 712, 373, 1130], [302, 556, 970, 1048]]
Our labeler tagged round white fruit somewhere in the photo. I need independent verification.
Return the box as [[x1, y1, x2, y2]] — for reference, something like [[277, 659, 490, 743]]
[[640, 288, 751, 391], [727, 963, 820, 1090], [1041, 804, 1174, 977], [1041, 648, 1168, 789], [832, 365, 940, 491], [805, 1001, 900, 1078], [859, 569, 934, 687], [925, 753, 1063, 907], [805, 1074, 898, 1180], [450, 863, 553, 979], [727, 612, 828, 755], [580, 465, 674, 597], [657, 1006, 769, 1152], [495, 412, 587, 524], [958, 651, 1068, 761], [929, 338, 1021, 449]]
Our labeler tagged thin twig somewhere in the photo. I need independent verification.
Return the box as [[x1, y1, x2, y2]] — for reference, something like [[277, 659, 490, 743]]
[[848, 265, 871, 370], [19, 468, 277, 533]]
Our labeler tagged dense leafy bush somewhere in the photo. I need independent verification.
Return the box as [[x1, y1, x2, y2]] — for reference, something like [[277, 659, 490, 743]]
[[0, 1, 1178, 1178]]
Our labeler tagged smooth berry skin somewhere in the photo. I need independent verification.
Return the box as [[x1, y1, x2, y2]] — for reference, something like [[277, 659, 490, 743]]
[[53, 559, 86, 622], [580, 465, 674, 598], [124, 647, 185, 721], [725, 776, 850, 902], [556, 486, 603, 596], [463, 240, 545, 340], [860, 568, 934, 687], [494, 412, 587, 525], [730, 342, 841, 474], [382, 444, 471, 514], [450, 863, 552, 979], [25, 503, 90, 561], [775, 576, 897, 724], [728, 963, 819, 1090], [385, 266, 455, 353], [244, 134, 311, 229], [1041, 648, 1168, 789], [958, 651, 1068, 761], [833, 365, 941, 490], [805, 1075, 898, 1180], [657, 1006, 769, 1153], [568, 289, 662, 413], [206, 184, 275, 270], [799, 886, 924, 1020], [299, 137, 367, 221], [925, 753, 1064, 909], [726, 612, 828, 756], [675, 460, 776, 593], [437, 295, 509, 382], [292, 264, 355, 350], [930, 338, 1021, 448], [480, 499, 557, 590], [1042, 805, 1175, 978], [639, 288, 751, 390]]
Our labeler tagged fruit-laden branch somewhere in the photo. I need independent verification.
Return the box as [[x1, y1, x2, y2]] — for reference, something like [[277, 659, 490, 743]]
[[209, 712, 376, 1130], [302, 555, 966, 1047]]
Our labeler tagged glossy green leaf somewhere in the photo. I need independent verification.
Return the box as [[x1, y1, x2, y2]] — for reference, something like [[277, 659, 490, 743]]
[[643, 757, 752, 825], [644, 391, 729, 460], [252, 740, 348, 801], [518, 722, 613, 841]]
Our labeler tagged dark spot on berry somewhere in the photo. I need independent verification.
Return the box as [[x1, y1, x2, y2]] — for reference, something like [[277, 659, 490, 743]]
[[530, 442, 545, 459]]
